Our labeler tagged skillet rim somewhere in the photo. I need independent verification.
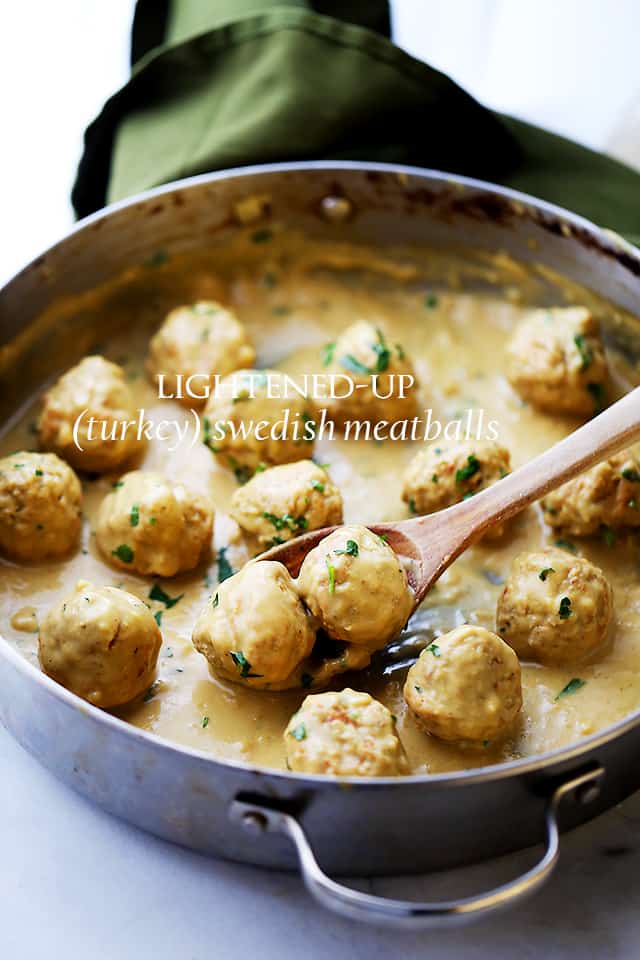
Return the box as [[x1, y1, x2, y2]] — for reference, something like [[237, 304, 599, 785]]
[[2, 158, 639, 790]]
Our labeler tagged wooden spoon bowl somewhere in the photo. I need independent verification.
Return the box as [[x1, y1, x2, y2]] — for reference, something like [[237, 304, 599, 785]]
[[263, 386, 640, 607]]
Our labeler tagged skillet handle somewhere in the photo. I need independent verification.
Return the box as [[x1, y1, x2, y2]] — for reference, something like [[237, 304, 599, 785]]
[[229, 766, 603, 929]]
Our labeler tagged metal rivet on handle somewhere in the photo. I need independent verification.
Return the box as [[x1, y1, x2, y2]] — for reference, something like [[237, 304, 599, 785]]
[[576, 781, 601, 806], [241, 811, 269, 835]]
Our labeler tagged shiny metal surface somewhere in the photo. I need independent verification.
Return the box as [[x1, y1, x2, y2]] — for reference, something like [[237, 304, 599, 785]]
[[1, 162, 640, 922], [229, 766, 604, 928]]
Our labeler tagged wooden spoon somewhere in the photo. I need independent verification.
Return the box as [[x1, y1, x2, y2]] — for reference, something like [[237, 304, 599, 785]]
[[263, 386, 640, 606]]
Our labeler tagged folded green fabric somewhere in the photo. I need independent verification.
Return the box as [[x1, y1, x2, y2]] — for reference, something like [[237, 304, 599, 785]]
[[72, 0, 640, 247]]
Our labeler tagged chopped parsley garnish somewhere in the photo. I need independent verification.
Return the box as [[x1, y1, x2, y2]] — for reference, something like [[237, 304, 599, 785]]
[[230, 651, 263, 678], [378, 533, 389, 544], [408, 497, 418, 515], [601, 525, 616, 547], [202, 416, 215, 450], [290, 722, 307, 741], [555, 538, 577, 554], [587, 382, 605, 413], [143, 682, 159, 702], [112, 480, 124, 489], [395, 343, 405, 360], [263, 512, 308, 532], [558, 596, 572, 620], [431, 473, 439, 483], [555, 677, 586, 700], [149, 583, 183, 609], [130, 504, 140, 527], [112, 544, 134, 564], [372, 328, 391, 373], [34, 468, 43, 477], [573, 334, 593, 370], [201, 716, 210, 729], [251, 228, 273, 244], [192, 302, 218, 316], [301, 673, 313, 689], [212, 593, 219, 608], [539, 567, 555, 582], [456, 454, 480, 485], [228, 457, 253, 485], [144, 250, 169, 268], [154, 610, 163, 626], [622, 467, 640, 483], [414, 684, 423, 693], [326, 557, 336, 594], [340, 353, 372, 376], [217, 547, 234, 583], [310, 478, 325, 493], [334, 539, 359, 557], [424, 293, 438, 309], [322, 341, 336, 366], [426, 643, 441, 657]]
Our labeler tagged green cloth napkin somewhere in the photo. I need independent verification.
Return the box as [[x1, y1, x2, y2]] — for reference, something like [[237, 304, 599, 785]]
[[72, 0, 640, 247]]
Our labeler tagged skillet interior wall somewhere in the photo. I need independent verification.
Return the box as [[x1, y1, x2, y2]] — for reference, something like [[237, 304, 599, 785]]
[[2, 166, 640, 424], [1, 230, 640, 430]]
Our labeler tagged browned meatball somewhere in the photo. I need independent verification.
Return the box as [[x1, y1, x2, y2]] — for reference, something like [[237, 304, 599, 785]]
[[402, 438, 511, 538], [39, 581, 161, 708], [229, 460, 343, 548], [496, 547, 613, 664], [0, 452, 82, 562], [146, 301, 255, 408], [321, 321, 418, 425], [284, 689, 409, 776], [38, 355, 145, 472], [506, 306, 608, 416], [404, 625, 522, 744], [541, 451, 640, 536]]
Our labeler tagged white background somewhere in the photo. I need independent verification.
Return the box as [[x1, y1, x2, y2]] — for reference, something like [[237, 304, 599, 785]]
[[2, 3, 640, 958]]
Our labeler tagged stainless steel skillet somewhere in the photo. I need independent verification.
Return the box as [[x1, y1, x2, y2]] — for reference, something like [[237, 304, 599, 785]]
[[1, 161, 639, 928]]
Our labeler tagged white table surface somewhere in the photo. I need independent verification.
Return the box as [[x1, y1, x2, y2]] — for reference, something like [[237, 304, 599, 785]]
[[2, 3, 640, 956]]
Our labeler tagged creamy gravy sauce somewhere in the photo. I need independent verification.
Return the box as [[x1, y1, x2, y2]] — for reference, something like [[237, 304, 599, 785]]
[[2, 253, 640, 774]]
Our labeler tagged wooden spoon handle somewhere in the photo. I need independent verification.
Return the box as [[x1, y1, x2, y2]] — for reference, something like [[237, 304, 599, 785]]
[[449, 385, 640, 541]]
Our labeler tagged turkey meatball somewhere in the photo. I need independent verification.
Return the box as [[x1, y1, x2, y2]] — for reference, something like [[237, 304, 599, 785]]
[[297, 524, 414, 651], [402, 439, 511, 538], [321, 321, 417, 425], [496, 547, 613, 665], [229, 459, 343, 549], [146, 300, 255, 408], [0, 451, 82, 562], [203, 369, 317, 477], [404, 625, 522, 743], [38, 355, 145, 472], [284, 688, 409, 776], [39, 580, 161, 708], [506, 306, 608, 416], [192, 560, 316, 690], [541, 450, 640, 536], [96, 470, 212, 577]]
